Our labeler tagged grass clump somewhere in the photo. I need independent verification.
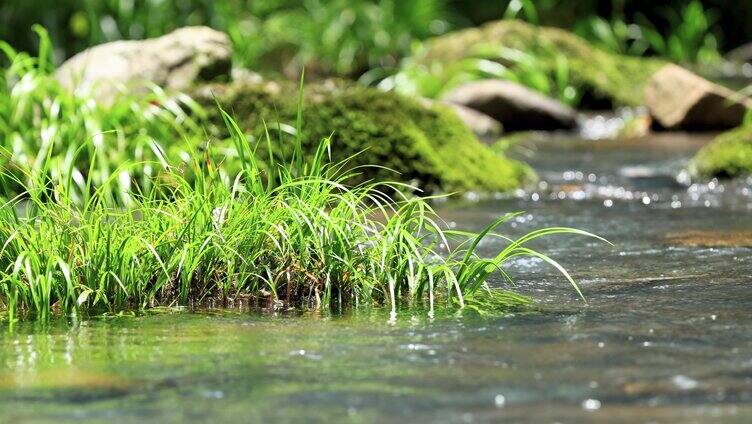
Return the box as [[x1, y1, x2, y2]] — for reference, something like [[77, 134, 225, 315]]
[[0, 91, 604, 322], [0, 28, 604, 322], [690, 125, 752, 178]]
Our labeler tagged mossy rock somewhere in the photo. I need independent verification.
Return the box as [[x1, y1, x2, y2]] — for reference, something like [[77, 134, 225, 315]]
[[197, 80, 533, 193], [690, 125, 752, 178], [414, 20, 664, 108]]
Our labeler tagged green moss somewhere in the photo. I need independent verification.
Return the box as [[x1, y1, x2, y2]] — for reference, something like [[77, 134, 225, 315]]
[[691, 125, 752, 178], [491, 132, 539, 155], [415, 20, 664, 107], [199, 80, 533, 192]]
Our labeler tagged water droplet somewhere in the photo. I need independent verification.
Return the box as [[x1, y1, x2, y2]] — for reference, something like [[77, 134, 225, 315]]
[[494, 394, 506, 407], [642, 196, 651, 205], [582, 398, 601, 411], [672, 375, 699, 390], [201, 390, 224, 399], [603, 199, 613, 208]]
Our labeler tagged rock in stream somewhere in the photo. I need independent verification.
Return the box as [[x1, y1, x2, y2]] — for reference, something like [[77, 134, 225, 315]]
[[57, 26, 232, 104], [442, 79, 577, 132], [645, 64, 752, 131]]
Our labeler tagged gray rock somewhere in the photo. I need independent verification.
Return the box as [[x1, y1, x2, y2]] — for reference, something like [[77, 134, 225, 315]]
[[417, 97, 502, 139], [57, 26, 232, 104], [645, 64, 752, 130], [442, 80, 577, 132], [443, 102, 502, 139], [727, 42, 752, 63]]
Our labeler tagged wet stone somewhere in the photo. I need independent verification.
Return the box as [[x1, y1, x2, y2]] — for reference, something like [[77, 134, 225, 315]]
[[663, 230, 752, 248]]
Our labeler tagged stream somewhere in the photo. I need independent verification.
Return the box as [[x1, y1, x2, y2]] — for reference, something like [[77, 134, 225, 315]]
[[1, 130, 751, 423]]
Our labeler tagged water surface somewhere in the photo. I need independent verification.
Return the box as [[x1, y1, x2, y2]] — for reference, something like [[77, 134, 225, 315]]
[[2, 132, 751, 423]]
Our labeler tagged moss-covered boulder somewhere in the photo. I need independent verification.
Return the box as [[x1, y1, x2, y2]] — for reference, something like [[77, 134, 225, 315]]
[[413, 20, 664, 108], [197, 80, 533, 192], [690, 125, 752, 178]]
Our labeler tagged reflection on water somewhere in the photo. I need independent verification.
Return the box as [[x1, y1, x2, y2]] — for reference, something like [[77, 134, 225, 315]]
[[1, 133, 752, 423]]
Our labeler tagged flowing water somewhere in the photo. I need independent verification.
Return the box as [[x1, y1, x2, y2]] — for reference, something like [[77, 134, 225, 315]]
[[1, 131, 751, 423]]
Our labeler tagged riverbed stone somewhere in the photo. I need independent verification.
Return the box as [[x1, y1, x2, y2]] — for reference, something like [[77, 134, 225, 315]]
[[664, 230, 752, 248], [441, 102, 503, 139], [443, 80, 577, 132], [418, 98, 503, 139], [57, 26, 232, 103], [727, 42, 752, 63], [645, 64, 752, 131]]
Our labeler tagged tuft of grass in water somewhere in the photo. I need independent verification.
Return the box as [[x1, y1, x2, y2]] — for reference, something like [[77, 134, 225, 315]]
[[0, 85, 607, 322]]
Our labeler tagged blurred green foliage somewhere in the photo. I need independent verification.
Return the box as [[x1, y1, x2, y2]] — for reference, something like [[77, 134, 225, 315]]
[[450, 0, 751, 56], [573, 1, 721, 64], [1, 0, 749, 77], [373, 44, 581, 106], [0, 0, 450, 77]]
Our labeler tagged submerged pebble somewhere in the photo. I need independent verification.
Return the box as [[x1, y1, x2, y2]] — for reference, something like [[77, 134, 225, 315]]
[[663, 230, 752, 248]]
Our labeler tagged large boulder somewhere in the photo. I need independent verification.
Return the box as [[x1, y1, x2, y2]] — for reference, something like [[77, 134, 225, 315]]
[[444, 102, 503, 140], [645, 64, 752, 131], [727, 43, 752, 64], [57, 26, 232, 103], [442, 80, 577, 132], [412, 20, 663, 108], [194, 80, 533, 193], [418, 99, 502, 140]]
